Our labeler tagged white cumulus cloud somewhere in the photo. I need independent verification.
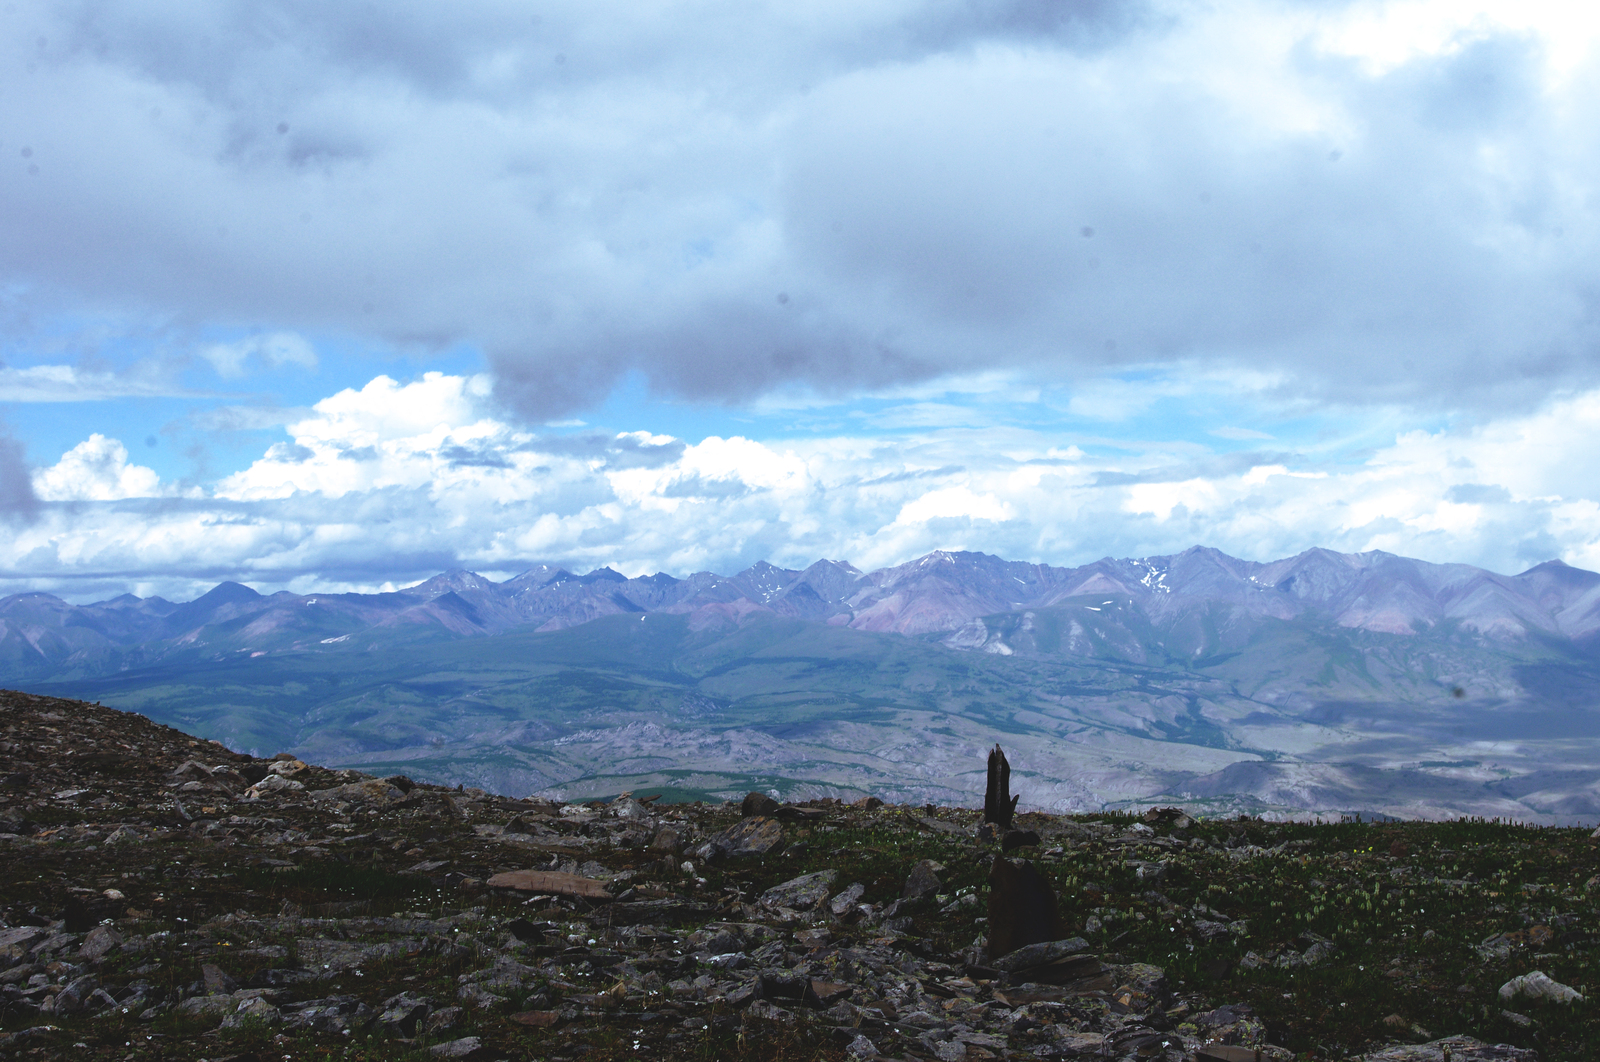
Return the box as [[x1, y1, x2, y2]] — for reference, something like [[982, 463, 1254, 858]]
[[32, 435, 166, 501], [7, 372, 1600, 599]]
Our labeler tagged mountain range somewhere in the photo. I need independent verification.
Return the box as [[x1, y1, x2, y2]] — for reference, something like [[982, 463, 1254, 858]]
[[7, 546, 1600, 823]]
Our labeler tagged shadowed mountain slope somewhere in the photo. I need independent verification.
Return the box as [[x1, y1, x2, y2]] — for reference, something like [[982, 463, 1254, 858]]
[[4, 546, 1598, 681], [8, 546, 1600, 822]]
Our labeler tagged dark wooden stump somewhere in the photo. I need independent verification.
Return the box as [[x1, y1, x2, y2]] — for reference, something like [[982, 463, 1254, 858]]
[[986, 855, 1072, 959], [984, 744, 1020, 829]]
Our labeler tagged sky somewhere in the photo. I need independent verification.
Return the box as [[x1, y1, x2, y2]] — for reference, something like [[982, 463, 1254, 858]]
[[4, 0, 1600, 602]]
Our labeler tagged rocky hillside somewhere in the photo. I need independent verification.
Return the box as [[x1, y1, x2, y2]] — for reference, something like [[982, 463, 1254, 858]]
[[1, 688, 1595, 1060]]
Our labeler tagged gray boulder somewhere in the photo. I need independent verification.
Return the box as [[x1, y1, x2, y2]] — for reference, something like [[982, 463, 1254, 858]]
[[760, 870, 838, 910], [1499, 969, 1583, 1004]]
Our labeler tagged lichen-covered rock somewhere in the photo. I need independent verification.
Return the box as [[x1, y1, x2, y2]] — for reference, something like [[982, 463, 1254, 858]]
[[695, 815, 784, 860], [1358, 1035, 1538, 1061], [759, 869, 837, 910], [992, 935, 1090, 973], [1499, 969, 1584, 1004], [310, 780, 406, 805], [429, 1036, 483, 1058], [220, 995, 282, 1029], [829, 881, 866, 916], [903, 859, 943, 900], [78, 924, 122, 960]]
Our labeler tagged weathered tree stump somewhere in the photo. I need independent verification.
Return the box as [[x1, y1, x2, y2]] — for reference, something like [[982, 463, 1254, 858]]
[[984, 744, 1020, 829], [986, 855, 1073, 959]]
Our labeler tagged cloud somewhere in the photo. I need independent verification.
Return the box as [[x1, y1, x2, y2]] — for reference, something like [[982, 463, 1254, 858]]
[[186, 405, 315, 432], [9, 371, 1600, 601], [0, 432, 39, 522], [894, 486, 1014, 525], [1211, 426, 1275, 441], [215, 372, 502, 500], [198, 332, 318, 378], [1, 1, 1597, 417], [0, 364, 202, 402], [32, 434, 166, 501]]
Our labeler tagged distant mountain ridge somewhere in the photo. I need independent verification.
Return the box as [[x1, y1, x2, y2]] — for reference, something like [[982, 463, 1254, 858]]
[[3, 545, 1600, 681], [11, 544, 1600, 823]]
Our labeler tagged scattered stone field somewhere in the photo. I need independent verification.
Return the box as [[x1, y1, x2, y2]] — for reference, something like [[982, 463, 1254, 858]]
[[1, 689, 1596, 1060]]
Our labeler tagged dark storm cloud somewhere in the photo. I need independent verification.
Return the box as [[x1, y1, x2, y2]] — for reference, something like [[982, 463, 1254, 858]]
[[0, 433, 40, 523], [518, 432, 687, 469], [2, 1, 1597, 417]]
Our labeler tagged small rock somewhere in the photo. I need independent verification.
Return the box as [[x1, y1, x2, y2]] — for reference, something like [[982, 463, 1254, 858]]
[[1307, 940, 1337, 964], [377, 993, 432, 1036], [85, 987, 120, 1013], [245, 774, 304, 798], [697, 816, 784, 860], [611, 796, 649, 820], [648, 825, 681, 852], [510, 1010, 563, 1027], [202, 963, 237, 994], [1358, 1035, 1538, 1060], [504, 918, 545, 942], [1499, 969, 1584, 1004], [829, 882, 866, 916], [43, 975, 98, 1014], [220, 996, 281, 1029], [991, 936, 1091, 973], [1134, 861, 1168, 882], [903, 859, 943, 900], [429, 1036, 482, 1058], [846, 1033, 879, 1058], [484, 870, 613, 899], [811, 979, 852, 1005], [1001, 829, 1041, 852], [79, 925, 122, 961], [311, 780, 405, 805], [760, 869, 838, 910], [741, 792, 781, 817], [744, 998, 796, 1024], [0, 927, 48, 951]]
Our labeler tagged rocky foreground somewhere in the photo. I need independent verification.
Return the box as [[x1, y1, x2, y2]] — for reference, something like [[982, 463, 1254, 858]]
[[0, 690, 1593, 1060]]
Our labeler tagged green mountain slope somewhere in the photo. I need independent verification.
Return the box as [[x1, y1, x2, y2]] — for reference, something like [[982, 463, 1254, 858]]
[[29, 602, 1600, 822]]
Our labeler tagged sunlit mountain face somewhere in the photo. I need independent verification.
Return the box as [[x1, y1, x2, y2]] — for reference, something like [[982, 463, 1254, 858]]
[[10, 546, 1600, 825]]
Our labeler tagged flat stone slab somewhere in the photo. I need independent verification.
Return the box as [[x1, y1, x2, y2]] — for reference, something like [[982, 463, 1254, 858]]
[[992, 936, 1091, 973], [760, 869, 837, 910], [1356, 1035, 1538, 1061], [485, 870, 614, 899], [700, 815, 785, 859]]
